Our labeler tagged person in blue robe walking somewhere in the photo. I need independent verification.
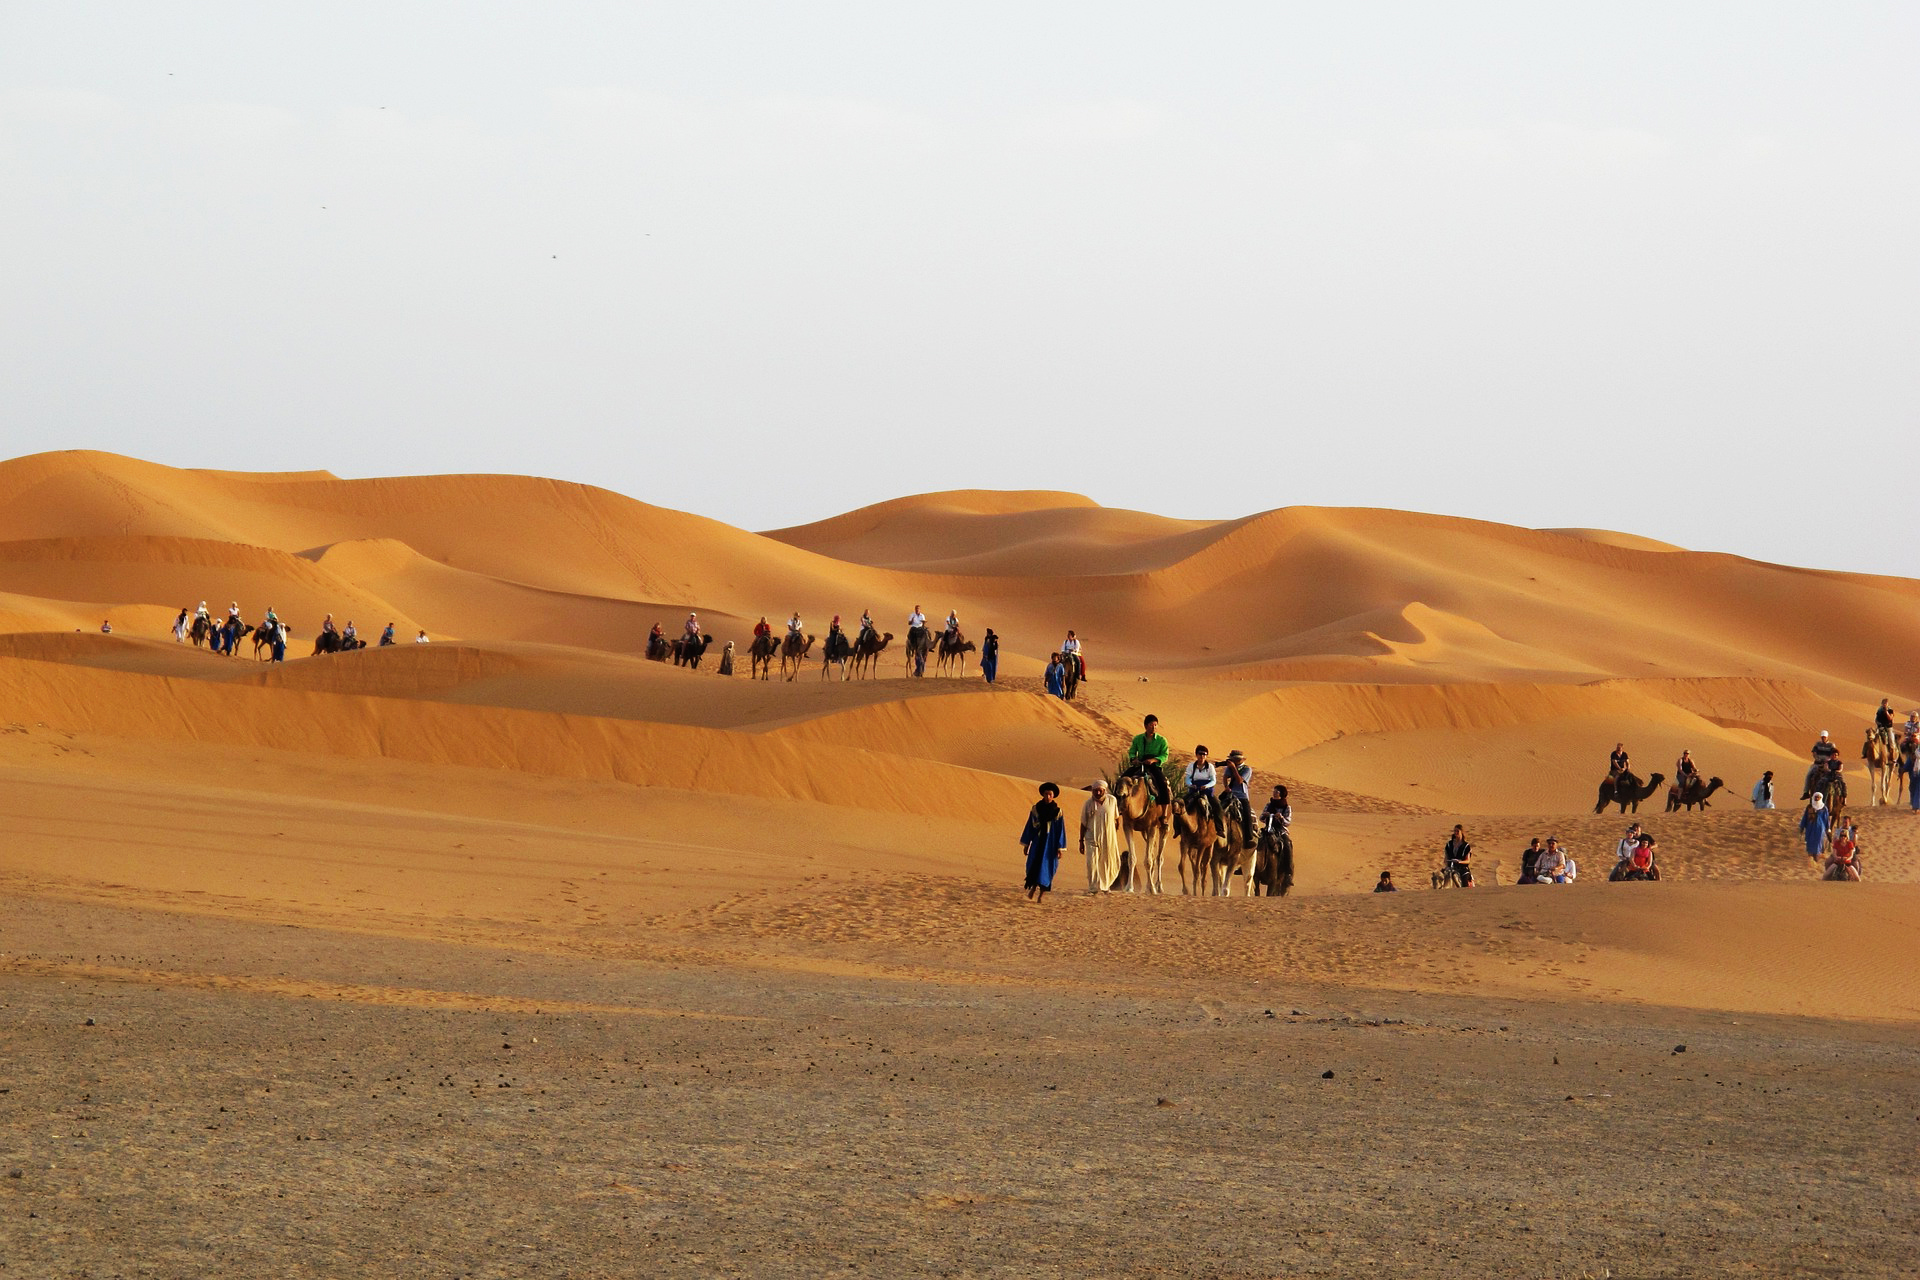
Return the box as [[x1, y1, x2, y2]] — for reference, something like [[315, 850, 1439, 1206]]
[[1019, 782, 1067, 900], [1798, 792, 1830, 860], [980, 629, 999, 684], [1044, 653, 1066, 698]]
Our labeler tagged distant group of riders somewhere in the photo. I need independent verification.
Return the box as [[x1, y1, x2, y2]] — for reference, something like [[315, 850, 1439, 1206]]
[[643, 605, 1083, 694], [169, 600, 424, 661]]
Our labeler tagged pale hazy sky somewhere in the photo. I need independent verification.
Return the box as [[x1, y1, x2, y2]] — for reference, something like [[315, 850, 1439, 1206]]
[[3, 4, 1915, 572]]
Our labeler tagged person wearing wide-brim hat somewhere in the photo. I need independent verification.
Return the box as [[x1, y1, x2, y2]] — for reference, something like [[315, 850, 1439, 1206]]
[[1019, 782, 1068, 901]]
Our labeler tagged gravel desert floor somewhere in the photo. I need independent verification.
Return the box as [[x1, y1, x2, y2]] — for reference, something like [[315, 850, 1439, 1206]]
[[4, 895, 1916, 1280]]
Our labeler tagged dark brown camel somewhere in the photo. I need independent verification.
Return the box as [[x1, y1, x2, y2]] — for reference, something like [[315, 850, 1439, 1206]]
[[748, 632, 778, 680], [1665, 775, 1725, 812], [779, 633, 815, 682], [1594, 771, 1665, 814], [850, 630, 892, 679], [934, 630, 975, 677]]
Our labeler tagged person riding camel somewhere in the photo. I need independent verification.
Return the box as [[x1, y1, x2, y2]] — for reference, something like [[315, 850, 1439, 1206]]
[[228, 601, 241, 623], [322, 613, 338, 635], [1184, 746, 1227, 850], [195, 600, 210, 624], [684, 613, 700, 641], [1806, 730, 1840, 796], [943, 610, 959, 638], [342, 621, 358, 647], [1874, 698, 1896, 751], [1608, 742, 1630, 780], [1904, 710, 1920, 743], [827, 614, 845, 657], [787, 611, 804, 637], [1221, 749, 1254, 846], [1124, 714, 1171, 805], [264, 605, 278, 628], [1260, 785, 1292, 842], [1675, 750, 1699, 794], [857, 609, 874, 646]]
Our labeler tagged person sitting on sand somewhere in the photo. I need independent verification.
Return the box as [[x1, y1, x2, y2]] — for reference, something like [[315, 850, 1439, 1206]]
[[1534, 837, 1573, 884], [1373, 871, 1397, 893], [1615, 823, 1642, 867], [1019, 782, 1067, 901], [1617, 833, 1658, 881], [415, 630, 430, 644], [1751, 771, 1775, 810], [380, 623, 395, 646], [1443, 825, 1473, 886], [1124, 715, 1171, 805], [1517, 837, 1543, 885], [1609, 742, 1630, 780], [99, 619, 111, 634]]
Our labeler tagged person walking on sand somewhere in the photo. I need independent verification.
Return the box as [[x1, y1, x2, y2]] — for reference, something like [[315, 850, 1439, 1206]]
[[979, 628, 999, 684], [718, 640, 735, 676], [1799, 792, 1830, 860], [172, 607, 189, 642], [1751, 771, 1775, 810], [1044, 653, 1066, 698], [1080, 779, 1122, 893], [1019, 782, 1067, 901]]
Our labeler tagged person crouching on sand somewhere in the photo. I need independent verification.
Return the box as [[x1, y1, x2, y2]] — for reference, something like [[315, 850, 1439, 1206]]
[[1020, 782, 1067, 901], [1373, 871, 1396, 893]]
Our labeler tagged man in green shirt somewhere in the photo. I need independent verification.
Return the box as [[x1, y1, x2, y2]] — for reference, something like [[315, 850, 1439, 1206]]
[[1125, 714, 1171, 805]]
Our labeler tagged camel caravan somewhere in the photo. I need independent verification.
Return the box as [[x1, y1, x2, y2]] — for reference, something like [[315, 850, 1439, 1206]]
[[170, 602, 393, 662]]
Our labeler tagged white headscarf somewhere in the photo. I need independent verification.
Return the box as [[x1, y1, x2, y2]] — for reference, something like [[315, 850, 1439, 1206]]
[[1810, 793, 1826, 810]]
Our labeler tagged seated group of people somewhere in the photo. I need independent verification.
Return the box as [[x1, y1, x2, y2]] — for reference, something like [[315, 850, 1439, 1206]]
[[1604, 823, 1660, 882], [1517, 834, 1580, 884]]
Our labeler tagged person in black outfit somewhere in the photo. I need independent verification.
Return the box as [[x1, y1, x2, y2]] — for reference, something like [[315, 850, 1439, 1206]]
[[1518, 836, 1543, 885], [1609, 743, 1630, 779], [1442, 825, 1474, 887]]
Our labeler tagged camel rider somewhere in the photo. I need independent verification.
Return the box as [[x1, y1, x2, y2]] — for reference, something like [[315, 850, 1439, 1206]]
[[907, 605, 926, 638], [342, 621, 358, 645], [1222, 749, 1254, 846], [754, 616, 772, 639], [1806, 730, 1839, 796], [1061, 630, 1083, 678], [264, 605, 278, 628], [1904, 710, 1920, 742], [943, 610, 959, 638], [1675, 750, 1699, 792], [1608, 743, 1630, 780], [322, 613, 338, 636], [195, 600, 210, 624], [1260, 785, 1292, 841], [857, 609, 874, 646], [1124, 714, 1171, 805], [684, 613, 700, 641], [228, 601, 241, 623], [787, 612, 804, 638], [1184, 746, 1227, 848], [1874, 699, 1897, 756], [828, 615, 845, 656]]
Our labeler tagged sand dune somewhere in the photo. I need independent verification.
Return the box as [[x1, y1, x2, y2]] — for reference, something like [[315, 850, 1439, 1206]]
[[1, 448, 1917, 1047]]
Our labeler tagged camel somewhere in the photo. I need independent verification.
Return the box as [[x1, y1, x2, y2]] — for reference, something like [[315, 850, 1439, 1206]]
[[850, 630, 892, 679], [251, 622, 288, 661], [671, 634, 713, 669], [188, 615, 215, 648], [819, 630, 853, 681], [1172, 794, 1228, 896], [934, 630, 975, 677], [748, 633, 777, 680], [1810, 772, 1848, 828], [1593, 771, 1665, 814], [1253, 826, 1295, 896], [1112, 771, 1171, 895], [904, 626, 933, 678], [214, 620, 253, 656], [1862, 732, 1897, 806], [779, 632, 815, 682], [1203, 806, 1259, 897], [1665, 775, 1725, 812]]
